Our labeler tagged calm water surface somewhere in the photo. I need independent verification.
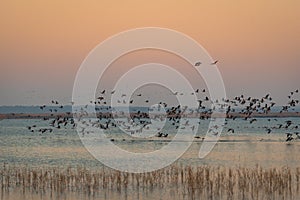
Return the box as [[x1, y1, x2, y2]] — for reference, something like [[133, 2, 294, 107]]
[[1, 118, 300, 200]]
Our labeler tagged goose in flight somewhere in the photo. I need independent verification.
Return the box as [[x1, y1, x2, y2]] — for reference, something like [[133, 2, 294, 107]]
[[194, 61, 202, 66], [211, 60, 218, 65]]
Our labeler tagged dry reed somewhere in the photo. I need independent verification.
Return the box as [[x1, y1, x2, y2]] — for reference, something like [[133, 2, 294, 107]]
[[1, 163, 299, 200]]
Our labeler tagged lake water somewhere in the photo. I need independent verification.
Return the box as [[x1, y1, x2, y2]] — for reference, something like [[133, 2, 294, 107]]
[[1, 117, 300, 199], [1, 117, 299, 168]]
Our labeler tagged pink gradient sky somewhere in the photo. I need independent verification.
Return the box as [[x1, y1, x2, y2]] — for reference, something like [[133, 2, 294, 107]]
[[0, 1, 299, 105]]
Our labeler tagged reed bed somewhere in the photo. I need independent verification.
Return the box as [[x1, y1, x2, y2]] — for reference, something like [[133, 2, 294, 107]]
[[1, 164, 299, 200]]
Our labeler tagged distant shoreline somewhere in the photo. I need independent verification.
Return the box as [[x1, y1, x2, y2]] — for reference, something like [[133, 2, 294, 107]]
[[1, 111, 299, 119]]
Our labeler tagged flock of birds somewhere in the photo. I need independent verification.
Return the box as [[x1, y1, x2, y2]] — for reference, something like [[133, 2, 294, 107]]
[[0, 58, 290, 143], [25, 86, 300, 142]]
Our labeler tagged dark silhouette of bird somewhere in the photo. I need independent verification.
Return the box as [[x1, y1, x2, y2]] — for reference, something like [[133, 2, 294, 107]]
[[195, 61, 202, 66], [211, 60, 218, 65], [156, 132, 163, 137], [227, 128, 235, 133], [286, 133, 293, 142], [266, 128, 272, 134]]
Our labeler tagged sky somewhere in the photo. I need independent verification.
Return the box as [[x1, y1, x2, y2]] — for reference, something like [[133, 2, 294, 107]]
[[0, 0, 300, 106]]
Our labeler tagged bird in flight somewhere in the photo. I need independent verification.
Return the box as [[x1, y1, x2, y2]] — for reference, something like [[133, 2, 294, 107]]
[[227, 128, 235, 133], [211, 60, 218, 65], [286, 133, 294, 142], [194, 61, 202, 66]]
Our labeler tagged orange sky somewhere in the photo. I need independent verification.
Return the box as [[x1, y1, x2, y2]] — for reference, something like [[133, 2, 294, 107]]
[[0, 0, 299, 105]]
